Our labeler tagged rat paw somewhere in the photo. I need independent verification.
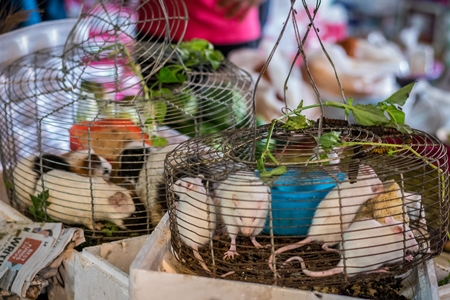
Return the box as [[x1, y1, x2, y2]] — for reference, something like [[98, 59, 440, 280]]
[[405, 254, 414, 262], [223, 250, 240, 260]]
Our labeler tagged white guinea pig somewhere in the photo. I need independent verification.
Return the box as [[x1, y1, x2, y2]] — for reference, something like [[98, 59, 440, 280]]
[[35, 170, 135, 230]]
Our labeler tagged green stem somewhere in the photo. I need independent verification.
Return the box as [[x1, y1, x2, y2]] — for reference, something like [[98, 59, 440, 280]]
[[117, 44, 150, 101], [267, 152, 281, 167], [103, 43, 158, 138], [273, 101, 347, 123]]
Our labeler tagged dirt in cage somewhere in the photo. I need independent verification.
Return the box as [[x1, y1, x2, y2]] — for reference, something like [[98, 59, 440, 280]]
[[176, 236, 412, 299], [336, 276, 407, 300]]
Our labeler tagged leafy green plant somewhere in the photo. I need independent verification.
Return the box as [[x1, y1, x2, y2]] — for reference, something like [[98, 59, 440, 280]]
[[28, 190, 55, 221], [101, 222, 119, 237], [81, 39, 228, 144], [439, 262, 450, 286], [257, 82, 417, 177]]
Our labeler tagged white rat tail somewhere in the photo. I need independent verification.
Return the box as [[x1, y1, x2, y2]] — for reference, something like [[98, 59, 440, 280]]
[[284, 256, 343, 277], [268, 236, 314, 275]]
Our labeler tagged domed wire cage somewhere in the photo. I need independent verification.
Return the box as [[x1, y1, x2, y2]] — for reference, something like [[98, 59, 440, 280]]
[[0, 0, 254, 244], [61, 0, 188, 90], [162, 0, 450, 295]]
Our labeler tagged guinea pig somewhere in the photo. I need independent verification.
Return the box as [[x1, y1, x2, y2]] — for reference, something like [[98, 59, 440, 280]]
[[13, 150, 111, 211], [62, 149, 112, 181], [34, 169, 135, 230], [116, 141, 151, 185], [135, 143, 179, 227], [214, 171, 271, 259]]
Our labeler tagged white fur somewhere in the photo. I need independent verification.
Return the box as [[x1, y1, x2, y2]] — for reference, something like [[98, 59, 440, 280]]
[[12, 155, 37, 210], [215, 171, 270, 258], [288, 217, 419, 277], [174, 177, 216, 248], [135, 144, 179, 221], [308, 166, 383, 244], [269, 165, 383, 274], [35, 170, 135, 230]]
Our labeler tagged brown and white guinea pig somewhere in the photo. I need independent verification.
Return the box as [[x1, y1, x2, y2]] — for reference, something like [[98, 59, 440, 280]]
[[34, 169, 135, 230], [62, 148, 112, 181], [12, 150, 111, 211]]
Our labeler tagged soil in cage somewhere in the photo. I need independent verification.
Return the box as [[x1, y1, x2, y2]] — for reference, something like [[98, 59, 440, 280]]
[[175, 235, 410, 300]]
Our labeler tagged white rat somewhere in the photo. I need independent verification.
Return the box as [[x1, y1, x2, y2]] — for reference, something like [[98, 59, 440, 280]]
[[268, 165, 383, 275], [34, 169, 135, 230], [283, 216, 419, 277], [172, 176, 216, 273], [214, 171, 271, 259]]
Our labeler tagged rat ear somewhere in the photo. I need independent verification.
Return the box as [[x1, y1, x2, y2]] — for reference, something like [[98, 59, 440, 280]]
[[393, 224, 404, 235], [371, 182, 383, 193], [384, 216, 395, 224], [186, 182, 194, 190], [232, 194, 239, 207]]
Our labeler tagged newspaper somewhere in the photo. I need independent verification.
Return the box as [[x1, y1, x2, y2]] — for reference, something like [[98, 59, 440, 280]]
[[0, 223, 85, 299]]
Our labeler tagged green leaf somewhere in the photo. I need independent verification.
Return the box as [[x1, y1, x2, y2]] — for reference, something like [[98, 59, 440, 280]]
[[383, 81, 416, 106], [296, 99, 304, 110], [151, 88, 172, 97], [385, 122, 413, 134], [205, 50, 224, 70], [30, 195, 40, 208], [154, 101, 167, 124], [101, 228, 113, 237], [351, 104, 389, 126], [28, 206, 36, 216], [155, 67, 186, 84], [283, 115, 309, 130], [259, 166, 287, 178], [345, 98, 354, 116], [152, 136, 168, 147], [179, 38, 212, 51], [316, 131, 342, 152], [385, 105, 405, 124], [388, 148, 394, 156]]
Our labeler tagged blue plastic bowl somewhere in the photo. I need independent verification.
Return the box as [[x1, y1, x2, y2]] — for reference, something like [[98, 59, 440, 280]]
[[261, 169, 346, 236]]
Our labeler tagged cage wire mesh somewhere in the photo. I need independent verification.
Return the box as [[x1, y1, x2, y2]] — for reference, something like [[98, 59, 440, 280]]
[[0, 0, 255, 244], [162, 0, 450, 294]]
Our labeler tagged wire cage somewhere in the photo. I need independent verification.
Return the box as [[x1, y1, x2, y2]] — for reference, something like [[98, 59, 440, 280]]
[[0, 0, 255, 244], [61, 0, 188, 91], [161, 0, 450, 295], [164, 121, 450, 289]]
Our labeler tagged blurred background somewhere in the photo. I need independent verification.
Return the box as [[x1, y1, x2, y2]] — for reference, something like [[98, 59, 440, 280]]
[[3, 0, 450, 140]]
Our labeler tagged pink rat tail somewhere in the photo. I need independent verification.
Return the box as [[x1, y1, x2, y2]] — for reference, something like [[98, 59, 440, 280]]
[[268, 236, 314, 274], [284, 256, 343, 277]]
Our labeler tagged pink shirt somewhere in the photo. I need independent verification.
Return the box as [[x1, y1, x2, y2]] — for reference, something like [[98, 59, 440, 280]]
[[137, 0, 261, 45]]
